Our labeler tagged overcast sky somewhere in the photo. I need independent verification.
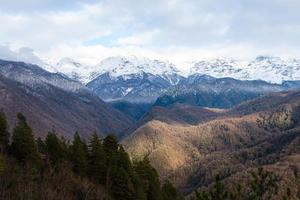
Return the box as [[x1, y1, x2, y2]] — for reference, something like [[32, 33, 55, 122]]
[[0, 0, 300, 67]]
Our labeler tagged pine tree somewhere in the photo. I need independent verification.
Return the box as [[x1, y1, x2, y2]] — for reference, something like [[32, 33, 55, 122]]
[[0, 154, 5, 175], [162, 180, 183, 200], [0, 110, 9, 153], [117, 146, 133, 173], [133, 156, 162, 200], [107, 165, 135, 200], [87, 132, 106, 184], [209, 175, 229, 200], [193, 175, 229, 200], [194, 190, 210, 200], [69, 132, 88, 176], [131, 171, 147, 200], [103, 135, 119, 167], [45, 130, 66, 166], [10, 113, 40, 165], [118, 145, 148, 199], [36, 137, 46, 154], [248, 167, 279, 200], [229, 183, 243, 200]]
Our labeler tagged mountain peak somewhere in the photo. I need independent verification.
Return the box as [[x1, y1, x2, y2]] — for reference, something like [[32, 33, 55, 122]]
[[40, 55, 300, 85], [254, 56, 281, 62], [191, 56, 300, 84], [95, 56, 180, 78]]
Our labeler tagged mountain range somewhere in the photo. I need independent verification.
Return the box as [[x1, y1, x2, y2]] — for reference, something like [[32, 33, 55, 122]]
[[191, 56, 300, 83], [44, 56, 300, 84], [39, 56, 300, 105], [0, 59, 133, 138], [1, 57, 300, 198], [123, 90, 300, 194]]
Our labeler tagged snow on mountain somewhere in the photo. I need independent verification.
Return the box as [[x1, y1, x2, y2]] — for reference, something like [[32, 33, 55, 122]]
[[245, 56, 300, 83], [42, 56, 182, 85], [42, 57, 94, 83], [93, 56, 181, 82], [42, 55, 300, 85], [190, 58, 248, 80], [0, 59, 85, 92], [191, 56, 300, 84], [83, 56, 184, 103], [2, 55, 300, 104]]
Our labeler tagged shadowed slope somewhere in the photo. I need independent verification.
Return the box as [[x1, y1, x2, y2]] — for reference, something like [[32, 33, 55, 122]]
[[0, 60, 133, 138]]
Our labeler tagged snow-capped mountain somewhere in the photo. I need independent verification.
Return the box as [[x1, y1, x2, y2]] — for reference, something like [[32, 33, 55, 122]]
[[245, 56, 300, 83], [42, 57, 95, 83], [38, 55, 300, 103], [0, 59, 84, 92], [0, 59, 133, 138], [44, 56, 300, 85], [92, 56, 182, 83], [86, 56, 184, 102], [43, 56, 183, 84], [190, 58, 248, 80], [87, 72, 173, 103], [191, 56, 300, 84]]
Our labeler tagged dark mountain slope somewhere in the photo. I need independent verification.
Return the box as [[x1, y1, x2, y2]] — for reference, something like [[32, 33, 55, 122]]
[[0, 60, 133, 138], [110, 101, 152, 121], [139, 104, 225, 125], [154, 74, 290, 108], [87, 72, 174, 103]]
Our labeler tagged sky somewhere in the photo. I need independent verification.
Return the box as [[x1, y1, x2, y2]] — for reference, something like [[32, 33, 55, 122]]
[[0, 0, 300, 68]]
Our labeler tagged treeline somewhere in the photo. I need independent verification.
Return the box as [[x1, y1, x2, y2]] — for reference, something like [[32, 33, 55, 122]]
[[192, 167, 300, 200], [0, 111, 183, 200]]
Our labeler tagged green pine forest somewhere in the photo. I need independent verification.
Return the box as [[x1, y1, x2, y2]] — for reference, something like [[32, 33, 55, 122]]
[[0, 111, 183, 200], [0, 110, 300, 200]]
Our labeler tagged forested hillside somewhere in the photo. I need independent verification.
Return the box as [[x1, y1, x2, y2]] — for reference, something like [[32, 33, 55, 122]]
[[0, 111, 183, 200], [124, 90, 300, 198]]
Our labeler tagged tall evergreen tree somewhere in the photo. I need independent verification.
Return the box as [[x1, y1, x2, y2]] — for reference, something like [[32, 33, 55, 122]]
[[134, 156, 162, 200], [131, 171, 147, 200], [70, 132, 88, 176], [103, 135, 119, 167], [36, 137, 46, 155], [45, 130, 66, 166], [88, 132, 106, 183], [108, 165, 135, 200], [118, 145, 148, 199], [0, 110, 9, 153], [194, 190, 210, 200], [209, 175, 229, 200], [117, 146, 133, 173], [248, 167, 279, 200], [0, 154, 5, 175], [162, 180, 183, 200], [10, 113, 40, 165]]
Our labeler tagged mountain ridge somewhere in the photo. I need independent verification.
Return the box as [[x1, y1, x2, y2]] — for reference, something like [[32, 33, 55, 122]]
[[123, 89, 300, 195], [0, 59, 133, 138], [42, 55, 300, 84]]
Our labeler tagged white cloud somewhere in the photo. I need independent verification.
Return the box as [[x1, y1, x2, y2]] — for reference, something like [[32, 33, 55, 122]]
[[115, 30, 160, 46], [0, 45, 44, 65], [0, 0, 300, 70]]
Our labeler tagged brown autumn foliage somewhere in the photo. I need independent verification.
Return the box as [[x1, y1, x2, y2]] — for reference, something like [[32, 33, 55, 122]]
[[124, 90, 300, 196]]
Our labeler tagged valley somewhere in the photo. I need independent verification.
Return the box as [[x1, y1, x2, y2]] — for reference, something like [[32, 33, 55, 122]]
[[2, 1, 300, 199], [0, 57, 300, 199]]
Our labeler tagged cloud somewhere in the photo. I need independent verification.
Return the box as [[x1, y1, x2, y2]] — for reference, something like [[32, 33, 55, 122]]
[[0, 0, 300, 69], [115, 30, 160, 46], [0, 45, 43, 65]]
